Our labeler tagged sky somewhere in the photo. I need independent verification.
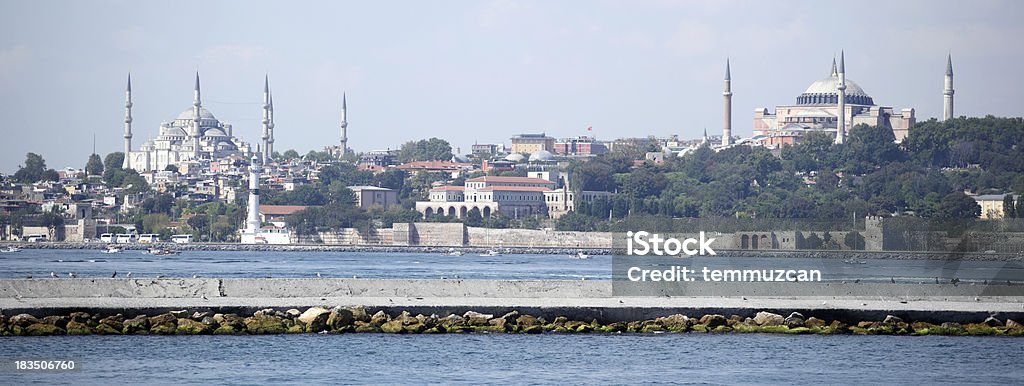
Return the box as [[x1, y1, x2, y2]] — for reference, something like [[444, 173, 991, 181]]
[[0, 0, 1022, 173]]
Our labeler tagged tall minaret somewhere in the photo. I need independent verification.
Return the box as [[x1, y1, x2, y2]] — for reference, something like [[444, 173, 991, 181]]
[[123, 73, 133, 169], [835, 51, 847, 145], [268, 90, 275, 159], [339, 93, 348, 158], [261, 75, 271, 164], [943, 54, 954, 121], [244, 151, 262, 238], [192, 73, 202, 158], [722, 58, 733, 146]]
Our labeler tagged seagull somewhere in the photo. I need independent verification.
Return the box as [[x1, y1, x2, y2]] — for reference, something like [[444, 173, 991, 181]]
[[192, 274, 199, 278], [126, 272, 132, 278], [25, 275, 32, 279], [854, 279, 860, 283], [156, 275, 165, 279], [50, 272, 57, 278], [352, 275, 358, 279], [316, 272, 321, 278], [111, 271, 118, 278], [68, 272, 76, 278], [891, 277, 896, 284]]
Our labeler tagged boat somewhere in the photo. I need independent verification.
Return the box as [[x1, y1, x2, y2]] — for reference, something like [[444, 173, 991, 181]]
[[479, 250, 502, 257], [148, 248, 180, 256], [572, 252, 591, 260], [446, 248, 464, 256], [0, 246, 21, 253], [102, 246, 123, 254]]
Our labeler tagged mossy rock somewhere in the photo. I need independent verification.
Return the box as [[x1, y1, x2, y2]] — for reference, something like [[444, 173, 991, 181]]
[[759, 325, 792, 334], [402, 322, 427, 334], [26, 323, 65, 336], [731, 324, 759, 333], [95, 323, 121, 335], [964, 324, 997, 336], [690, 324, 709, 333], [244, 316, 286, 334], [380, 320, 405, 334], [575, 324, 594, 333], [355, 325, 382, 333], [176, 319, 212, 335], [65, 321, 93, 335], [521, 325, 543, 334], [640, 324, 666, 333], [784, 327, 812, 334], [213, 325, 242, 335], [286, 324, 305, 334], [711, 325, 733, 333], [423, 327, 446, 334], [150, 322, 178, 335], [472, 325, 506, 333]]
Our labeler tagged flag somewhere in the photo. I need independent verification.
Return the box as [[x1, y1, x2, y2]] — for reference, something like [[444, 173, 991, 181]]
[[586, 126, 592, 131]]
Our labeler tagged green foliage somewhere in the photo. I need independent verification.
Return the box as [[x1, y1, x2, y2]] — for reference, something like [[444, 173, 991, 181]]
[[85, 154, 104, 175], [104, 152, 125, 171], [555, 212, 597, 231], [141, 213, 170, 234], [397, 138, 453, 163], [13, 153, 58, 183], [287, 203, 370, 235]]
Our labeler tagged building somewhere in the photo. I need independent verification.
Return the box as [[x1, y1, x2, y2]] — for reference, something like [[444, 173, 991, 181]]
[[349, 186, 399, 209], [124, 74, 258, 173], [971, 194, 1018, 219], [472, 143, 505, 156], [416, 175, 611, 219], [510, 133, 555, 154], [753, 55, 916, 145], [241, 154, 291, 244], [258, 205, 309, 227], [553, 136, 607, 156]]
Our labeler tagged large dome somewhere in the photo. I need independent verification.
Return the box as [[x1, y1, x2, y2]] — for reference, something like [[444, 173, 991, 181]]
[[796, 74, 874, 106], [803, 76, 869, 96], [175, 107, 217, 121]]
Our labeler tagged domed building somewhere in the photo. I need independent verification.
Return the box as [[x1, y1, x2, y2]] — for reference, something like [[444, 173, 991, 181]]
[[124, 74, 259, 173], [753, 57, 915, 146]]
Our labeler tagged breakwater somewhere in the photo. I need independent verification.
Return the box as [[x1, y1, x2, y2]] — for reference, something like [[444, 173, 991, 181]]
[[1, 278, 1023, 336]]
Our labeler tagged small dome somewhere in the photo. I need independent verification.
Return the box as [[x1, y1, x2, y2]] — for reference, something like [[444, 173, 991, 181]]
[[529, 150, 554, 162], [175, 107, 217, 121], [504, 153, 526, 162], [452, 154, 470, 163]]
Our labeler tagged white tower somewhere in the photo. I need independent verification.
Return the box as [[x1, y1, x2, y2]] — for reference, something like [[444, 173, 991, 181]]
[[835, 51, 847, 145], [123, 73, 133, 169], [245, 152, 261, 235], [943, 54, 954, 121], [261, 75, 271, 164], [339, 93, 348, 158], [268, 90, 275, 159], [192, 73, 202, 158], [722, 58, 733, 146]]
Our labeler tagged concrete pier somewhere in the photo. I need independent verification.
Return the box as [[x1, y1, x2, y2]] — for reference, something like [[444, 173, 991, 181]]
[[2, 278, 1023, 324]]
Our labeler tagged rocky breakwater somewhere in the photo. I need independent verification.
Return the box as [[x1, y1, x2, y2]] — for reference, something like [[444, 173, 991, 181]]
[[2, 308, 1022, 337]]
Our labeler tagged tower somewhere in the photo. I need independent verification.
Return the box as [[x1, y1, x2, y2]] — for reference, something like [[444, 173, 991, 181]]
[[192, 73, 202, 158], [261, 75, 271, 164], [245, 151, 262, 236], [268, 89, 275, 159], [835, 51, 847, 145], [123, 73, 133, 169], [722, 58, 733, 146], [943, 54, 954, 121], [339, 93, 348, 158]]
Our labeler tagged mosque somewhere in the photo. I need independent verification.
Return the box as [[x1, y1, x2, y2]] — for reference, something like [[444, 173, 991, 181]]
[[121, 74, 273, 173]]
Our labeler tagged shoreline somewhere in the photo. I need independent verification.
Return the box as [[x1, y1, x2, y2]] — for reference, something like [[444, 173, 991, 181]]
[[5, 241, 1023, 261]]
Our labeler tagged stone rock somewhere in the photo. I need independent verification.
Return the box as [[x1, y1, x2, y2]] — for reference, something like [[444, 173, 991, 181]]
[[200, 316, 216, 326], [516, 315, 541, 327], [464, 311, 493, 326], [10, 314, 39, 327], [69, 312, 91, 323], [347, 306, 370, 323], [98, 316, 124, 332], [176, 318, 212, 335], [804, 317, 826, 328], [882, 315, 903, 325], [191, 311, 210, 320], [656, 314, 691, 330], [213, 324, 241, 335], [95, 323, 121, 335], [369, 311, 390, 326], [983, 316, 1003, 327], [552, 316, 569, 326], [440, 314, 467, 329], [500, 310, 520, 320], [785, 312, 805, 328], [244, 315, 286, 334], [298, 307, 331, 332], [380, 320, 405, 334], [42, 315, 69, 329], [149, 313, 177, 326], [122, 315, 150, 334], [221, 314, 245, 329], [285, 309, 302, 318], [327, 307, 354, 330], [753, 312, 784, 326], [66, 321, 92, 335], [212, 313, 225, 323], [26, 323, 65, 336], [169, 310, 189, 318], [700, 314, 727, 329], [1006, 319, 1023, 330]]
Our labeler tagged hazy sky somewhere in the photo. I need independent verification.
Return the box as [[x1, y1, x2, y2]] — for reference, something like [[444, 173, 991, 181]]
[[1, 0, 1021, 173]]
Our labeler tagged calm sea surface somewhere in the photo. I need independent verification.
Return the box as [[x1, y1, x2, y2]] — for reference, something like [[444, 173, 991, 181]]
[[0, 249, 1021, 283], [0, 334, 1021, 384]]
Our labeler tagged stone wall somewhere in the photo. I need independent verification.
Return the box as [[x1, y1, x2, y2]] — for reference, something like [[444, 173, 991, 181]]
[[466, 227, 612, 248]]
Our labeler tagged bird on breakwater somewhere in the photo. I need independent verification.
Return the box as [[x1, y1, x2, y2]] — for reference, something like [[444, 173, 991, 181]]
[[50, 272, 57, 278], [854, 279, 860, 283], [126, 272, 132, 278], [156, 275, 165, 279], [891, 277, 896, 284], [951, 278, 960, 285], [193, 274, 200, 278], [68, 272, 76, 278], [316, 272, 321, 278], [112, 271, 118, 278], [24, 275, 31, 279], [352, 275, 358, 279]]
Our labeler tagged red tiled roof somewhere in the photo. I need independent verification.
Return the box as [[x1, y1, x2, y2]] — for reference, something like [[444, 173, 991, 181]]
[[397, 160, 472, 170], [465, 176, 553, 184], [430, 186, 465, 191], [259, 205, 310, 215]]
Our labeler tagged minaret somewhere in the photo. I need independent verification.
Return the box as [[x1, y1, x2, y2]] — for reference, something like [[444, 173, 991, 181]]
[[261, 75, 271, 164], [123, 73, 133, 169], [339, 93, 348, 158], [192, 73, 202, 158], [244, 150, 262, 238], [702, 128, 709, 145], [835, 51, 847, 145], [722, 58, 733, 146], [268, 90, 275, 160], [943, 54, 954, 121]]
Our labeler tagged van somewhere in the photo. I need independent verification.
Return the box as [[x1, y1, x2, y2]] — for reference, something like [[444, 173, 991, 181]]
[[138, 234, 159, 243], [171, 234, 193, 244]]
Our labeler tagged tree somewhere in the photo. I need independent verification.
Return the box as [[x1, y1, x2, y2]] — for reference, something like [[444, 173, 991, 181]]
[[397, 138, 453, 163], [844, 231, 866, 250], [13, 153, 50, 183], [85, 154, 104, 176], [1003, 194, 1017, 218], [104, 152, 125, 171], [141, 214, 170, 234], [39, 208, 65, 240], [934, 192, 981, 219], [282, 149, 300, 160]]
